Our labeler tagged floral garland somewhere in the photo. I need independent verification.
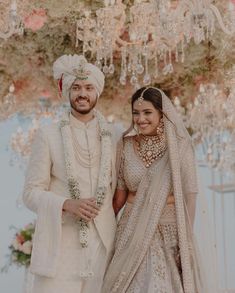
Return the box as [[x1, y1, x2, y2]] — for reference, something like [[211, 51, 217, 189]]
[[60, 110, 112, 248]]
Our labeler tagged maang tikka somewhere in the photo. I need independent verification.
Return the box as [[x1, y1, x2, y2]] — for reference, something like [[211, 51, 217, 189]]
[[137, 87, 150, 105]]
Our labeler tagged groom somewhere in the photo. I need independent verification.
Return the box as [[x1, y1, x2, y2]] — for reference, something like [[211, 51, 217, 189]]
[[23, 55, 117, 293]]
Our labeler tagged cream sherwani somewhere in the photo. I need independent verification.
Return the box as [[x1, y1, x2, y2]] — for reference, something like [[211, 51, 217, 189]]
[[23, 113, 117, 293]]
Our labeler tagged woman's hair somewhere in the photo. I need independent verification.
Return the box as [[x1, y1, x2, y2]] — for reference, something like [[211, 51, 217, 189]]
[[131, 87, 163, 113]]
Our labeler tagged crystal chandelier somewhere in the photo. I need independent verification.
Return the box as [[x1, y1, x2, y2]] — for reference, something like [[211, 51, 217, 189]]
[[175, 81, 235, 173], [76, 0, 234, 87], [0, 0, 24, 41]]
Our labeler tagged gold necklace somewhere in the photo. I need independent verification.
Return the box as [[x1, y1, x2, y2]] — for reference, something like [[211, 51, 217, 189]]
[[136, 120, 167, 167]]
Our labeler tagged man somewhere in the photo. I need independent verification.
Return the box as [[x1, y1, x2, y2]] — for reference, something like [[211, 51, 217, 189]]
[[23, 54, 117, 293]]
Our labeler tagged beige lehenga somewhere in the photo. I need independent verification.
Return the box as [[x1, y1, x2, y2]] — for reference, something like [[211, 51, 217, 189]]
[[116, 137, 183, 293], [102, 90, 207, 293]]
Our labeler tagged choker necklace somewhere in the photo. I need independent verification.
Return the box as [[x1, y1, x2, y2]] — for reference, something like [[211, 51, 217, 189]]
[[136, 119, 167, 167]]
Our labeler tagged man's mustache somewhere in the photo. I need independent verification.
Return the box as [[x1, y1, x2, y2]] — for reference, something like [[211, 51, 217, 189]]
[[75, 96, 89, 102]]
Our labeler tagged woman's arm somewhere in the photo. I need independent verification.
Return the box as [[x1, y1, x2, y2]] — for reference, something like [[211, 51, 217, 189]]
[[113, 189, 128, 216]]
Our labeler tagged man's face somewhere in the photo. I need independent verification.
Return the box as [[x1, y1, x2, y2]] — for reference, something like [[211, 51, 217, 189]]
[[69, 79, 98, 114]]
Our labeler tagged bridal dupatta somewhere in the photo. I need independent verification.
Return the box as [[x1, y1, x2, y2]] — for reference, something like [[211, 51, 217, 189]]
[[102, 90, 208, 293]]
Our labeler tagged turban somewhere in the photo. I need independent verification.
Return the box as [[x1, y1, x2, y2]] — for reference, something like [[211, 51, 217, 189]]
[[53, 54, 105, 99]]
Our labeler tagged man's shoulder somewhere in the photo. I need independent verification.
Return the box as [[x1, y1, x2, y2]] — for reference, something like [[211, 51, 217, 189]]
[[38, 121, 61, 138]]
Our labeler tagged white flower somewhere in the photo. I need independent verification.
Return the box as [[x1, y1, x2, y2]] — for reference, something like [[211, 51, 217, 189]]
[[21, 241, 32, 255], [12, 239, 20, 250], [24, 223, 34, 230]]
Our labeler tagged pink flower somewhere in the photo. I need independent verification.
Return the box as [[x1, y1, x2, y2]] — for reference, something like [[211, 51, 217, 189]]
[[24, 9, 47, 32], [16, 234, 25, 245]]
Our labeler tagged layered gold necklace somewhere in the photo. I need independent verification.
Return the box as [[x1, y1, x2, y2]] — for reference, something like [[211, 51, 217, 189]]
[[136, 119, 167, 168]]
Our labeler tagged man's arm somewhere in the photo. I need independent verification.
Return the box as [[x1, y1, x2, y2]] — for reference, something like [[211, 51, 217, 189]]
[[22, 128, 66, 213]]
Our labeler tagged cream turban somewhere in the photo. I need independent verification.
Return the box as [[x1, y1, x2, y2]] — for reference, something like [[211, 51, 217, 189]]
[[53, 54, 105, 99]]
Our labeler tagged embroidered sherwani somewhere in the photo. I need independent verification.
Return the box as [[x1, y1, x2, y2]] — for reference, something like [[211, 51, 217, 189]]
[[23, 113, 117, 293]]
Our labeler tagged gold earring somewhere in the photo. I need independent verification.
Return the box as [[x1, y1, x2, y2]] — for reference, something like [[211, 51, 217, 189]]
[[134, 124, 140, 135]]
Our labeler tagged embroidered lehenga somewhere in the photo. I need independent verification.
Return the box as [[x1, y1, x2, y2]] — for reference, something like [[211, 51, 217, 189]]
[[102, 91, 208, 293]]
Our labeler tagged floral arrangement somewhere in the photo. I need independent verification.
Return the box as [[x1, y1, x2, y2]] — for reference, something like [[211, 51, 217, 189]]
[[1, 223, 35, 272]]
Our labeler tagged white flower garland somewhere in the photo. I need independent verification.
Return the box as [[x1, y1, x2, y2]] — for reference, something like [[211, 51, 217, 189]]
[[60, 111, 112, 248]]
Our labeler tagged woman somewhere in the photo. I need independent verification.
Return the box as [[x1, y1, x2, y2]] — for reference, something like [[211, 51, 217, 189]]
[[102, 87, 206, 293]]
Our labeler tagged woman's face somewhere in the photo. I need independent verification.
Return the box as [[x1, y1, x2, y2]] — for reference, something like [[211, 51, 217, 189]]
[[132, 100, 162, 136]]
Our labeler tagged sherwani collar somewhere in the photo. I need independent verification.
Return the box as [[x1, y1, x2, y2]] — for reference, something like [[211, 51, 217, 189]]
[[69, 112, 97, 130]]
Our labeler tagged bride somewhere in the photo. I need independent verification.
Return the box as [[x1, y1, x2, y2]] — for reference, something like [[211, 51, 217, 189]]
[[102, 87, 218, 293]]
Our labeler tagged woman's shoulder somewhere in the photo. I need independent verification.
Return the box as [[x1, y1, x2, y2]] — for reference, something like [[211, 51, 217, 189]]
[[123, 135, 137, 148], [123, 135, 136, 143]]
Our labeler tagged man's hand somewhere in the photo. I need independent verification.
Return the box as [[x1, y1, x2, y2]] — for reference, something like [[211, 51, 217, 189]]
[[63, 198, 100, 222]]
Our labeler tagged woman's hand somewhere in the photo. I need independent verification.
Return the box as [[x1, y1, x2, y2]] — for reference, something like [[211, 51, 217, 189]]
[[113, 189, 128, 216], [166, 193, 175, 204]]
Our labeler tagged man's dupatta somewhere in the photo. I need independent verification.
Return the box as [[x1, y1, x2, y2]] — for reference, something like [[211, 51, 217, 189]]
[[102, 90, 206, 293]]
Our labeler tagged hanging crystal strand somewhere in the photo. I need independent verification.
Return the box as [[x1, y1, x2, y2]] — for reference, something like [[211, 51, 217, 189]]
[[164, 50, 167, 66], [130, 55, 137, 86], [75, 21, 79, 48], [181, 38, 185, 63], [175, 44, 179, 62], [162, 50, 168, 75], [168, 49, 173, 73], [136, 52, 144, 75], [120, 46, 127, 85], [154, 52, 159, 79], [108, 48, 115, 74], [132, 49, 139, 77], [127, 49, 132, 74], [129, 46, 138, 86], [83, 41, 89, 55], [206, 15, 210, 40], [143, 49, 151, 85], [130, 73, 138, 86], [95, 50, 102, 70], [103, 55, 109, 74]]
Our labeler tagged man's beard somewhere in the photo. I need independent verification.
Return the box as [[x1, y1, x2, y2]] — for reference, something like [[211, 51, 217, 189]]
[[70, 96, 97, 115]]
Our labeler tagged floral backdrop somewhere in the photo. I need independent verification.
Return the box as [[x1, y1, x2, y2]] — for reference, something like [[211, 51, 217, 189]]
[[0, 0, 234, 123]]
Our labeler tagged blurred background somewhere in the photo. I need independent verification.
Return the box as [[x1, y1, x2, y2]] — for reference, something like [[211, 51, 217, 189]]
[[0, 0, 235, 292]]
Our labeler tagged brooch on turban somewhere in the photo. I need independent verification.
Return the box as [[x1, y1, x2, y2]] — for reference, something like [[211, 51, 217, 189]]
[[72, 58, 91, 80]]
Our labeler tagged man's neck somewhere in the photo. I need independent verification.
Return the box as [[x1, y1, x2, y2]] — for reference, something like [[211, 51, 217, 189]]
[[71, 109, 95, 123]]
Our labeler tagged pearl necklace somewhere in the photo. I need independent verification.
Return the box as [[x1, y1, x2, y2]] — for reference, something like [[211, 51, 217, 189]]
[[71, 126, 100, 168], [136, 119, 167, 168]]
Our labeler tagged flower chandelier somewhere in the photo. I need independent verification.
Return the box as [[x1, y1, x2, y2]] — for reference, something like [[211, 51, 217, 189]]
[[76, 0, 234, 87], [0, 0, 24, 41]]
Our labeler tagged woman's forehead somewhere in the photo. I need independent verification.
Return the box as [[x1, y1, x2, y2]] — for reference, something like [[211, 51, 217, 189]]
[[133, 100, 156, 111]]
